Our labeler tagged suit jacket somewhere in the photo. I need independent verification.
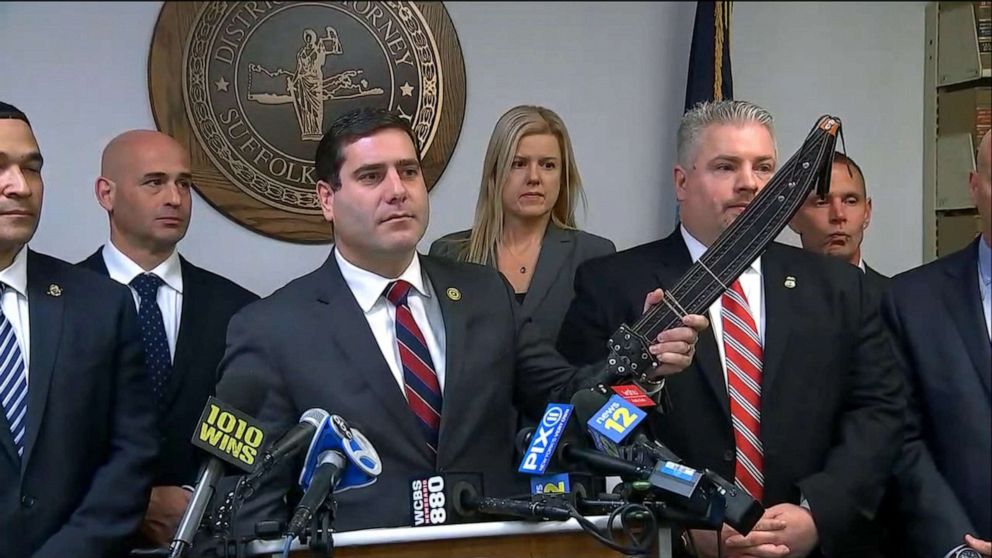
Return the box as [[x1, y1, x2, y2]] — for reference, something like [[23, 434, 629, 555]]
[[557, 230, 905, 557], [0, 250, 158, 558], [215, 252, 592, 533], [429, 224, 615, 345], [863, 263, 890, 306], [880, 238, 991, 556], [78, 248, 258, 487]]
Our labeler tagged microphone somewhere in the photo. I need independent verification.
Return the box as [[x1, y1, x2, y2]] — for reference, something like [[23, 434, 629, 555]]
[[285, 414, 382, 537], [170, 397, 270, 558], [264, 408, 329, 461], [245, 408, 330, 485], [409, 473, 484, 527], [445, 478, 572, 522], [571, 387, 764, 534]]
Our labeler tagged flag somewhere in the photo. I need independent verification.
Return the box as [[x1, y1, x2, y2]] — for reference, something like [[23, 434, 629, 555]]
[[684, 1, 734, 112]]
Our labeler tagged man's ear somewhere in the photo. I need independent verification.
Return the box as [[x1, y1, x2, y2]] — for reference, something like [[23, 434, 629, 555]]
[[863, 197, 872, 230], [316, 180, 335, 223], [95, 176, 114, 212], [673, 165, 688, 202]]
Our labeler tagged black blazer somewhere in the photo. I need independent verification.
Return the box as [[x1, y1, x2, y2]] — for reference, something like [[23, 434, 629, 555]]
[[0, 251, 158, 558], [215, 252, 593, 533], [881, 238, 991, 556], [863, 262, 890, 305], [78, 248, 258, 486], [429, 224, 615, 345], [557, 230, 905, 557]]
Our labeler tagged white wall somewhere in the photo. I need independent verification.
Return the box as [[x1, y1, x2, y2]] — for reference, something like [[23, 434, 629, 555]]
[[0, 1, 924, 295], [733, 2, 926, 276]]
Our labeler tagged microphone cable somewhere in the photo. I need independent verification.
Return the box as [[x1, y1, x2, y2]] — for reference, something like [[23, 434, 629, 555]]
[[564, 500, 657, 556]]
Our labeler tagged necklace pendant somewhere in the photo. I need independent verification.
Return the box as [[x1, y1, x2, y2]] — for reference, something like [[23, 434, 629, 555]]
[[519, 266, 526, 274]]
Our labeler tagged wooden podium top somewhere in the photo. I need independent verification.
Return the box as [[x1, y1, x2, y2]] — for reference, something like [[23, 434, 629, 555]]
[[245, 516, 673, 558]]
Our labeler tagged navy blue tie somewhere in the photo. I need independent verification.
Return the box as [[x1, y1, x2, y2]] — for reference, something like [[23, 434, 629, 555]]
[[131, 273, 172, 409]]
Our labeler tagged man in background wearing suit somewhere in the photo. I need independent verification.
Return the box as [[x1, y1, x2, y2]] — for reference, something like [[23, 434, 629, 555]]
[[558, 100, 904, 558], [789, 152, 889, 299], [78, 130, 258, 547], [215, 108, 707, 533], [881, 130, 991, 558], [0, 104, 158, 557]]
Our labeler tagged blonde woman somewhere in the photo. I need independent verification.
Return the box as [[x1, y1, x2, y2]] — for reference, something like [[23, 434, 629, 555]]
[[430, 105, 614, 344]]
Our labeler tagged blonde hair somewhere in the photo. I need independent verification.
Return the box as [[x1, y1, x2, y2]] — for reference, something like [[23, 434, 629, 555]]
[[459, 105, 586, 264]]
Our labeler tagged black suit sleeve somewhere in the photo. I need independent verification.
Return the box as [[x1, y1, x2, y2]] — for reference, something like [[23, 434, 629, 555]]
[[500, 273, 603, 420], [557, 258, 621, 366], [795, 272, 906, 556], [33, 288, 159, 558], [880, 288, 975, 557], [214, 306, 298, 536]]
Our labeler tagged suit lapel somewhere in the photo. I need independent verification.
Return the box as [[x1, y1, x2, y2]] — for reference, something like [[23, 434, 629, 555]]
[[759, 248, 797, 397], [940, 240, 991, 397], [78, 248, 108, 275], [420, 256, 466, 456], [163, 258, 202, 410], [653, 232, 731, 423], [521, 224, 571, 317], [317, 253, 433, 462], [21, 251, 65, 471]]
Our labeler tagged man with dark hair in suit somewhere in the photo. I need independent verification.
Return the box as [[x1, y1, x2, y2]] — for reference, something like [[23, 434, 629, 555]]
[[789, 152, 889, 299], [558, 100, 904, 558], [880, 130, 991, 558], [215, 107, 708, 533], [0, 103, 159, 557], [77, 129, 258, 547]]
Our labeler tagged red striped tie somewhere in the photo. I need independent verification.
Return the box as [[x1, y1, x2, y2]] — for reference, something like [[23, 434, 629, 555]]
[[385, 280, 442, 457], [722, 279, 764, 502]]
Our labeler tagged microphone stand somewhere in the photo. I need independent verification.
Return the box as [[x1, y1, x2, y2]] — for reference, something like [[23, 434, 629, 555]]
[[298, 496, 337, 558]]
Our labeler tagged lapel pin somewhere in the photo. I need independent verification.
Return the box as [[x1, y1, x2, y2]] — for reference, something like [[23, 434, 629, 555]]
[[47, 283, 63, 297], [784, 276, 797, 289], [446, 287, 461, 301]]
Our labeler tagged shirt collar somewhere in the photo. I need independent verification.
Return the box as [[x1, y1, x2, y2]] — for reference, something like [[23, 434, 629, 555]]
[[979, 238, 991, 289], [334, 248, 430, 313], [0, 246, 29, 297], [679, 224, 762, 276], [857, 257, 866, 273], [103, 241, 184, 294]]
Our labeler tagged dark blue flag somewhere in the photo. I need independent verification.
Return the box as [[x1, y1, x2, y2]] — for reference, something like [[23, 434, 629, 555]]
[[684, 1, 734, 112]]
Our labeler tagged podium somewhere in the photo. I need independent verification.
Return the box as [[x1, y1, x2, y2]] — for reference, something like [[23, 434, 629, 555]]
[[245, 517, 673, 557]]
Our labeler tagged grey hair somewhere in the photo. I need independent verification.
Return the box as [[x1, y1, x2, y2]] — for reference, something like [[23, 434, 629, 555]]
[[677, 100, 776, 168]]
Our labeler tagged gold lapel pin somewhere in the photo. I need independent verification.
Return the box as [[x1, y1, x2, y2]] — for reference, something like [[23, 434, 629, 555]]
[[784, 276, 797, 289], [446, 287, 461, 301], [47, 283, 63, 297]]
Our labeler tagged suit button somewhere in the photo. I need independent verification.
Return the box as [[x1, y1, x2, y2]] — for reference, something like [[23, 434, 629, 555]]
[[20, 495, 35, 508], [723, 450, 734, 462]]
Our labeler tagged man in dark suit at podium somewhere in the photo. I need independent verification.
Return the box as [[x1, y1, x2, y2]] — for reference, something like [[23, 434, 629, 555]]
[[215, 107, 708, 533], [558, 100, 904, 557], [789, 152, 889, 300], [881, 130, 991, 558], [78, 129, 258, 547], [0, 103, 158, 557]]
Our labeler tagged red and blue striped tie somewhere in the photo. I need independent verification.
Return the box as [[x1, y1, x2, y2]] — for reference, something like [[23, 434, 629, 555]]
[[385, 280, 442, 457]]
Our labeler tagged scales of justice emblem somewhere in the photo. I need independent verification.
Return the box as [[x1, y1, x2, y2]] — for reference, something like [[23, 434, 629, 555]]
[[151, 1, 466, 242], [246, 26, 385, 142]]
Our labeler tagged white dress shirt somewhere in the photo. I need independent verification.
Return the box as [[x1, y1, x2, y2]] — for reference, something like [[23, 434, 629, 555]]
[[680, 225, 765, 385], [335, 249, 447, 395], [0, 246, 31, 378], [102, 242, 183, 361]]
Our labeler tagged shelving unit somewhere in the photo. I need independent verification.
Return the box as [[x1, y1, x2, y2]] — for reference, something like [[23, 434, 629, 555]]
[[923, 1, 991, 260]]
